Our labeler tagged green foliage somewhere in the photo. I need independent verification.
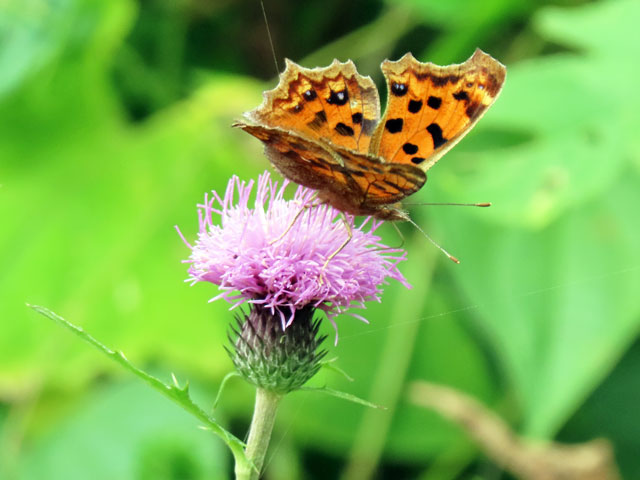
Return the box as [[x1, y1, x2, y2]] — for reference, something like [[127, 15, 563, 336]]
[[428, 0, 640, 438], [2, 0, 640, 478], [28, 305, 248, 469], [13, 381, 228, 480]]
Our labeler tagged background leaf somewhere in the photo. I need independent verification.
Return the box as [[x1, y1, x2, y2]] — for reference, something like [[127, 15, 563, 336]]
[[2, 0, 639, 478]]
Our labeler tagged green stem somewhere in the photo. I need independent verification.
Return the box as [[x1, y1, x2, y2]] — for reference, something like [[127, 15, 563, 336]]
[[236, 388, 282, 480]]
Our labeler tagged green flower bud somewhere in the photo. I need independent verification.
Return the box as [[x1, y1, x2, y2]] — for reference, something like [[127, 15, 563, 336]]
[[228, 305, 327, 394]]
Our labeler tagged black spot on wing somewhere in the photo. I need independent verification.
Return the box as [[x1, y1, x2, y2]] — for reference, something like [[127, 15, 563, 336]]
[[307, 110, 327, 129], [351, 112, 363, 124], [408, 100, 422, 113], [402, 143, 418, 155], [385, 118, 403, 133], [391, 82, 408, 96], [427, 96, 442, 110], [411, 157, 425, 165], [303, 89, 317, 101], [327, 89, 348, 105], [426, 123, 447, 149], [453, 91, 469, 101], [335, 122, 355, 136]]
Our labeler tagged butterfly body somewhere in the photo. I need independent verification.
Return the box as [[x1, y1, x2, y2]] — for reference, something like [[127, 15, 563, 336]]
[[234, 49, 506, 221]]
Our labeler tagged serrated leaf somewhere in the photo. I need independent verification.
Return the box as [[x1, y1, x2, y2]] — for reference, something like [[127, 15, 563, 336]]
[[28, 304, 249, 468], [320, 357, 354, 382], [14, 381, 229, 480], [213, 372, 241, 410], [300, 386, 385, 410]]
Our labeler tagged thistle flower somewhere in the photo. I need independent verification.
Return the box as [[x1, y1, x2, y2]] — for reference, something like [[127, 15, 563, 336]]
[[181, 171, 409, 336], [179, 171, 409, 392]]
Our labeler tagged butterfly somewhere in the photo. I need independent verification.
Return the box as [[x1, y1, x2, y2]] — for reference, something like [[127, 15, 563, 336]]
[[234, 49, 506, 222]]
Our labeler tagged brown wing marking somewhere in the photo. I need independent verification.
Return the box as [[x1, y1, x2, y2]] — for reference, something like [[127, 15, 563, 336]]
[[336, 147, 426, 206]]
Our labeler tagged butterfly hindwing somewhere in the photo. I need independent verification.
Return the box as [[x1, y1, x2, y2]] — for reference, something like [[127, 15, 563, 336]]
[[335, 146, 426, 205], [235, 123, 350, 191], [233, 122, 425, 217]]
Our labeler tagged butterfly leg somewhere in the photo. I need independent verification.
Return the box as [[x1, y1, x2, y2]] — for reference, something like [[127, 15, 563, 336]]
[[389, 222, 406, 249], [269, 192, 320, 246], [321, 214, 353, 273]]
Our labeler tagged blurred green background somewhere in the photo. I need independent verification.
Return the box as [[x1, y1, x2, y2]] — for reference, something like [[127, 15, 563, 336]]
[[2, 0, 640, 478]]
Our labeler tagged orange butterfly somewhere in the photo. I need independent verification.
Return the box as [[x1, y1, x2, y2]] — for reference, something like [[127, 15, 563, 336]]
[[234, 49, 506, 222]]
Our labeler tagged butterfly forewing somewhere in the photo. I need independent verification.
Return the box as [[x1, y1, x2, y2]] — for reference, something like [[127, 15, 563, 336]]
[[370, 49, 506, 172], [245, 59, 380, 153]]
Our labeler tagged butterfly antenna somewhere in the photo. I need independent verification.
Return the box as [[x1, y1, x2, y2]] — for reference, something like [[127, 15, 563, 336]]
[[260, 0, 280, 75], [406, 217, 460, 264], [404, 202, 492, 207]]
